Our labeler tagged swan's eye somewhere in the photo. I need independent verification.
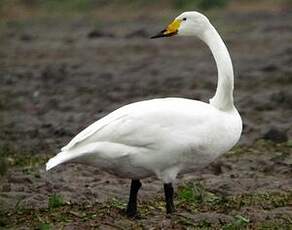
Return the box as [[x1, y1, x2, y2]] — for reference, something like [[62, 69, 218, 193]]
[[182, 18, 187, 21]]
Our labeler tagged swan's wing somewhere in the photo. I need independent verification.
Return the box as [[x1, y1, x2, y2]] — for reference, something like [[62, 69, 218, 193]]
[[61, 99, 172, 152], [61, 112, 129, 151], [61, 98, 216, 153]]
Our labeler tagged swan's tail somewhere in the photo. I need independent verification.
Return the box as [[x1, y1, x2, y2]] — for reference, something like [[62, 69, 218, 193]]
[[46, 142, 133, 171], [46, 151, 73, 171], [46, 143, 100, 171]]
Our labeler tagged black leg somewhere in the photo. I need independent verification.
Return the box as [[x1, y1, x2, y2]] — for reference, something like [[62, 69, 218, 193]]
[[164, 183, 175, 214], [126, 179, 142, 217]]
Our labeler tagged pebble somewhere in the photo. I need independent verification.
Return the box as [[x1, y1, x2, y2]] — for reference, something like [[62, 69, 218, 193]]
[[263, 127, 288, 143]]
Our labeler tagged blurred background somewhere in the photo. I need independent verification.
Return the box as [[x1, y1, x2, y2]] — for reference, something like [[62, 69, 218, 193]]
[[1, 0, 291, 152], [0, 0, 292, 228]]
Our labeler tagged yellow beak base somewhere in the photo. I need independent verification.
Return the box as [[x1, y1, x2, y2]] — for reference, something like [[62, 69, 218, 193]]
[[151, 19, 181, 39]]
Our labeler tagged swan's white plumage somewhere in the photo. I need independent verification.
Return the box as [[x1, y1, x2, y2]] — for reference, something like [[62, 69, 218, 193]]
[[46, 98, 241, 182], [46, 11, 242, 183]]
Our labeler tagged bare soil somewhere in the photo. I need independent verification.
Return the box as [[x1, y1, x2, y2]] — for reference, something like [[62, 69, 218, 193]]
[[0, 7, 291, 229]]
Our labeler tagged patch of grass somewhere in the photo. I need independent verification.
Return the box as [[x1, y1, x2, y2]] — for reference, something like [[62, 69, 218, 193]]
[[175, 216, 202, 228], [38, 223, 51, 230], [223, 215, 249, 230], [48, 194, 65, 209], [255, 220, 292, 230], [3, 189, 292, 230], [175, 215, 214, 228], [206, 191, 292, 214], [177, 182, 221, 209], [286, 139, 292, 147], [109, 197, 127, 210], [228, 139, 292, 157], [178, 182, 203, 203], [229, 192, 292, 210], [1, 140, 291, 228], [14, 198, 25, 214], [176, 182, 292, 213], [0, 144, 48, 171]]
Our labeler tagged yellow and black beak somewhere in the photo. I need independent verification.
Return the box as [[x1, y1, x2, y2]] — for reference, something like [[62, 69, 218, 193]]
[[151, 19, 181, 39]]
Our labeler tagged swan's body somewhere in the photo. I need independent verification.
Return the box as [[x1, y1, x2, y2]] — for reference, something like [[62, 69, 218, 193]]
[[46, 11, 242, 216], [47, 98, 241, 181]]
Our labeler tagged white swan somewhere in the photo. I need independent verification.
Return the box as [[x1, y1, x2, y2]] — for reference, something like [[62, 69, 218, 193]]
[[46, 11, 242, 217]]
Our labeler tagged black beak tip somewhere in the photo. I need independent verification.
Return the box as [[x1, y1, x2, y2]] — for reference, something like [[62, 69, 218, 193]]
[[150, 30, 166, 39], [150, 35, 160, 39], [150, 30, 177, 39]]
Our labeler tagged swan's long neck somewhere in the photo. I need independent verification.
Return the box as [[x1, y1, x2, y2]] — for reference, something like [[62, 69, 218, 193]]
[[201, 23, 234, 111]]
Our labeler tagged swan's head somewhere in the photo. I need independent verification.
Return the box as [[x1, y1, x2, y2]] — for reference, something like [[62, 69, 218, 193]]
[[151, 11, 210, 39]]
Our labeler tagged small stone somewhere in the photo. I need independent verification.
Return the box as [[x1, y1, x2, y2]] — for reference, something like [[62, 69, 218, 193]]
[[270, 91, 292, 108], [210, 162, 223, 175], [261, 64, 278, 72], [87, 30, 114, 39], [263, 128, 288, 143], [0, 157, 8, 176], [20, 34, 34, 41], [1, 184, 11, 192]]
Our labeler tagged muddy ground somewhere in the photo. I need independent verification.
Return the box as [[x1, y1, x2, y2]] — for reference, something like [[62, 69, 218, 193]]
[[0, 5, 292, 229]]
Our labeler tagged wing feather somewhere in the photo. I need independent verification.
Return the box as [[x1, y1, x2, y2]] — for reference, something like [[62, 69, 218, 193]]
[[62, 112, 128, 151], [61, 98, 215, 152]]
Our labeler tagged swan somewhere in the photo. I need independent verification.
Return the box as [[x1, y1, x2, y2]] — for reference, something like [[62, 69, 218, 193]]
[[46, 11, 242, 217]]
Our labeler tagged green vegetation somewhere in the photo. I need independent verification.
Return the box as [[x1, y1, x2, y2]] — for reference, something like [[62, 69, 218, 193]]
[[0, 139, 290, 228], [176, 181, 292, 214], [229, 139, 292, 157], [0, 144, 48, 173], [38, 223, 51, 230], [223, 215, 249, 230], [1, 188, 291, 229], [109, 197, 127, 210], [0, 141, 291, 228], [48, 194, 65, 209], [177, 182, 220, 207]]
